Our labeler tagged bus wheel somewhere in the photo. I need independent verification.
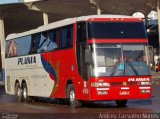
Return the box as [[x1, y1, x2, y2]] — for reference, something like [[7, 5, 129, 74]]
[[67, 84, 82, 108], [22, 83, 31, 102], [115, 100, 127, 107], [15, 83, 23, 102]]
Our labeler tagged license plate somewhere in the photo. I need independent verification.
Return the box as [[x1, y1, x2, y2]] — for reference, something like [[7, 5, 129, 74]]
[[120, 91, 130, 95]]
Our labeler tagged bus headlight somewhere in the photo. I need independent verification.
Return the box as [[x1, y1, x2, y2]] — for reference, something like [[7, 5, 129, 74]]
[[91, 82, 110, 87], [97, 91, 108, 95], [141, 89, 150, 94], [140, 82, 151, 86]]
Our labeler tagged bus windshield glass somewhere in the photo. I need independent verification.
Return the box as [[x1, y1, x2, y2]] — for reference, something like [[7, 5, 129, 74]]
[[88, 22, 147, 39], [91, 44, 149, 77]]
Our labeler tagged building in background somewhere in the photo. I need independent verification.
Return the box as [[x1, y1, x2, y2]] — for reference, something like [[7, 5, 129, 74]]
[[133, 11, 159, 71]]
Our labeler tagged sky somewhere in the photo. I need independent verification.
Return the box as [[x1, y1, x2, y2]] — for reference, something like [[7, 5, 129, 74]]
[[0, 0, 18, 4]]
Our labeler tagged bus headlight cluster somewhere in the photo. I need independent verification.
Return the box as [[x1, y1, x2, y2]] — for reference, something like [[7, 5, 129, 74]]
[[91, 82, 110, 87], [140, 89, 150, 94], [97, 91, 108, 95], [140, 82, 151, 86]]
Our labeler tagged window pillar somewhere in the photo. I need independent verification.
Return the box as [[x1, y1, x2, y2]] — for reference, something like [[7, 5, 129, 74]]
[[43, 12, 48, 25], [0, 13, 5, 81], [90, 0, 102, 15], [157, 0, 160, 56], [97, 7, 101, 15]]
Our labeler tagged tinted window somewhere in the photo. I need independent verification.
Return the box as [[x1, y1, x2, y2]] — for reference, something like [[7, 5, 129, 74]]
[[61, 28, 67, 47], [37, 31, 58, 53], [88, 22, 147, 39], [48, 31, 58, 51], [77, 22, 87, 43], [6, 39, 18, 57], [55, 30, 61, 48], [61, 25, 73, 48], [66, 26, 73, 47], [6, 24, 74, 58], [6, 35, 32, 58], [30, 33, 40, 53]]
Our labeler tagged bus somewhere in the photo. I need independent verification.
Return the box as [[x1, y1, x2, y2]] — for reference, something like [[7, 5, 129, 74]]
[[4, 15, 151, 108]]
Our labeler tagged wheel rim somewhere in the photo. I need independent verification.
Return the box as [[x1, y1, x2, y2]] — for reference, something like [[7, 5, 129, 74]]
[[69, 89, 75, 103], [17, 88, 22, 97]]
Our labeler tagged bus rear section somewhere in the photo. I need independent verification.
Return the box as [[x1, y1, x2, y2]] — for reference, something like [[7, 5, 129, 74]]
[[75, 17, 151, 107]]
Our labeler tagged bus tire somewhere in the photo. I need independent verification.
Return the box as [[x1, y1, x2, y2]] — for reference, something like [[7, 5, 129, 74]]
[[115, 100, 127, 107], [67, 84, 82, 108], [15, 82, 23, 102], [22, 83, 31, 102]]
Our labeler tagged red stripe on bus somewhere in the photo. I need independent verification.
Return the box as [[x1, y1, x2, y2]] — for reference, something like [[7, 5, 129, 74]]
[[87, 18, 143, 22]]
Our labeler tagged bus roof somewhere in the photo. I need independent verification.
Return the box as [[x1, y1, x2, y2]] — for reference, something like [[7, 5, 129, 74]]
[[6, 15, 140, 40]]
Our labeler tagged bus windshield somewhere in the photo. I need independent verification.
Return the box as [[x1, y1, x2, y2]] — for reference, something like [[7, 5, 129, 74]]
[[91, 44, 149, 77], [88, 22, 147, 39]]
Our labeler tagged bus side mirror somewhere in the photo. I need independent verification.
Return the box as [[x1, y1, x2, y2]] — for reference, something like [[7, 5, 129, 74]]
[[85, 47, 92, 64]]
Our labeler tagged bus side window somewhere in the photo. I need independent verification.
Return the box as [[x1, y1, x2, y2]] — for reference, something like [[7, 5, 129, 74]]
[[37, 31, 58, 52], [61, 25, 73, 48], [5, 41, 9, 57], [61, 27, 67, 48], [26, 35, 32, 55], [30, 33, 40, 54], [76, 22, 89, 80], [6, 39, 18, 58], [66, 26, 73, 48], [47, 30, 58, 51], [77, 22, 87, 43], [55, 30, 61, 48], [37, 32, 49, 52], [17, 37, 26, 56], [6, 35, 32, 58]]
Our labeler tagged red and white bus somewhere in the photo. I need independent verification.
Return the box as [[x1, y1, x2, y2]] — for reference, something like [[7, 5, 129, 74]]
[[4, 15, 151, 108]]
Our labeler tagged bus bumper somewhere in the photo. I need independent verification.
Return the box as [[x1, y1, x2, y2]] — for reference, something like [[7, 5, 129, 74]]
[[89, 86, 152, 101]]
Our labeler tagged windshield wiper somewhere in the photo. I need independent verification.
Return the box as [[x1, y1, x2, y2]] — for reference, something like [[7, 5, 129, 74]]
[[125, 61, 139, 76]]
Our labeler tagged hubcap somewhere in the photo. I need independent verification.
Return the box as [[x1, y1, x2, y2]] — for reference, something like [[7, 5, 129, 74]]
[[17, 88, 22, 97], [23, 88, 27, 99], [69, 89, 75, 102]]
